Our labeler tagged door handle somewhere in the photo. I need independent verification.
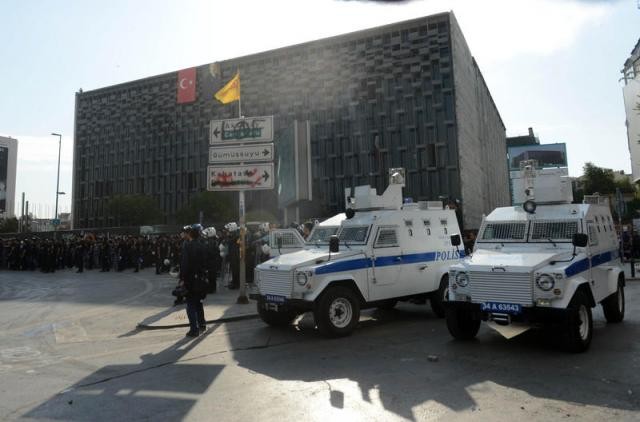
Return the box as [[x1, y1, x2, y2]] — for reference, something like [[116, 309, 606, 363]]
[[419, 265, 428, 270]]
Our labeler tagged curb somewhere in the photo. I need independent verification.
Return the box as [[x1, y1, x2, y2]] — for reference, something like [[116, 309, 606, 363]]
[[137, 312, 260, 330]]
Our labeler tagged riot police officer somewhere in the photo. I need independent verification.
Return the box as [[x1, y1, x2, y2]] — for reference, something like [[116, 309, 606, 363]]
[[179, 224, 208, 337], [202, 227, 220, 294]]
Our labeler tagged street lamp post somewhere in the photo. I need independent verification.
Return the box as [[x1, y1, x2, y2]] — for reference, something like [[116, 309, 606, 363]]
[[51, 133, 62, 224]]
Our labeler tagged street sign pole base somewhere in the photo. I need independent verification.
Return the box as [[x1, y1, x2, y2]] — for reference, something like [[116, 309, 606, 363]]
[[236, 295, 250, 305]]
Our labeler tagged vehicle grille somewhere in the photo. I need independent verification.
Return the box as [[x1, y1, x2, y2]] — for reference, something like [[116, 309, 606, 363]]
[[469, 271, 533, 306], [258, 270, 293, 297]]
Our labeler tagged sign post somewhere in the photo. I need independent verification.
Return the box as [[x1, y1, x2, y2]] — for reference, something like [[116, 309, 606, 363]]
[[208, 116, 275, 305], [238, 190, 247, 303]]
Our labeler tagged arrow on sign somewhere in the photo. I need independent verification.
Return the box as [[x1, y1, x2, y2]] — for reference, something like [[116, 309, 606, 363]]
[[263, 171, 270, 182], [263, 149, 270, 156], [213, 127, 220, 139]]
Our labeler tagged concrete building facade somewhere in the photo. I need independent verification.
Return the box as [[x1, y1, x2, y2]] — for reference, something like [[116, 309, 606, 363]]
[[73, 12, 509, 230], [622, 39, 640, 183], [0, 136, 18, 218]]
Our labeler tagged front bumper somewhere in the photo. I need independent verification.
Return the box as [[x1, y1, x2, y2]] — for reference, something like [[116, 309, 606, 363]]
[[250, 294, 314, 311], [445, 301, 571, 324]]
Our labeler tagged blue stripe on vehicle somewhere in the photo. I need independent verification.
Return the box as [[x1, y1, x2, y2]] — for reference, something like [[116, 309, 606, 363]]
[[565, 258, 590, 278], [314, 249, 465, 275], [314, 258, 371, 274], [565, 249, 618, 278]]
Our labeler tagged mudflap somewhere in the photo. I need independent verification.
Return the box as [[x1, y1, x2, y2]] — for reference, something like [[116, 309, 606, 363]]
[[486, 321, 532, 339]]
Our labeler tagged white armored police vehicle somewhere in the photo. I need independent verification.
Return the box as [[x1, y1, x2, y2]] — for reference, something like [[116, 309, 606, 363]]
[[251, 168, 464, 337], [445, 164, 625, 352]]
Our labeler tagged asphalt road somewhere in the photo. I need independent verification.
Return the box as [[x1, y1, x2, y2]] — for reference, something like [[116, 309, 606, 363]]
[[1, 269, 639, 421]]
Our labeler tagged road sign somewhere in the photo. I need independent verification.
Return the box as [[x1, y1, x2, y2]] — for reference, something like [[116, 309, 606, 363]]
[[51, 219, 60, 226], [209, 116, 274, 144], [209, 143, 274, 164], [207, 163, 275, 191]]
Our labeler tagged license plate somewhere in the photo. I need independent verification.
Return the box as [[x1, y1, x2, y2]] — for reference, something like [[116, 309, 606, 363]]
[[481, 302, 522, 315], [265, 294, 286, 304]]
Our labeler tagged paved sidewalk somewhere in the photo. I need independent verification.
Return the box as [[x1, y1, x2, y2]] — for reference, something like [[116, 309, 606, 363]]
[[138, 284, 259, 329]]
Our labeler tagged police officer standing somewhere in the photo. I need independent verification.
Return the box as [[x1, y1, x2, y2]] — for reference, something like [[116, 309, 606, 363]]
[[179, 224, 208, 338], [202, 227, 220, 294], [226, 223, 240, 289]]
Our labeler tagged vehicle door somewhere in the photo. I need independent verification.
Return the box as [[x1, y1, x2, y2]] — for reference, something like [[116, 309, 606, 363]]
[[398, 218, 438, 295], [269, 229, 305, 257], [369, 225, 403, 301]]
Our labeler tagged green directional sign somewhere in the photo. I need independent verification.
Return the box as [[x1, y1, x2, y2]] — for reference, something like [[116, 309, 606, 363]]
[[209, 116, 274, 145]]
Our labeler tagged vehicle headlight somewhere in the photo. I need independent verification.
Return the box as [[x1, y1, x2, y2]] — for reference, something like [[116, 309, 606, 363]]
[[535, 274, 555, 291], [455, 272, 469, 287], [296, 272, 309, 286]]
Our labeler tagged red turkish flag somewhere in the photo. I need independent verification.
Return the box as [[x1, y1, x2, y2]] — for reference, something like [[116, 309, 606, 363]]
[[176, 67, 196, 104]]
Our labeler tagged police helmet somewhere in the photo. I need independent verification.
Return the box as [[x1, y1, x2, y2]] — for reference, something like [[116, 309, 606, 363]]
[[225, 222, 239, 232], [184, 223, 203, 238], [202, 227, 217, 238]]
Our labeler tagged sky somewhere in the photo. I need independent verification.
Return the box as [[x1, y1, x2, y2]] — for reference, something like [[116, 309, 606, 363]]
[[0, 0, 638, 218]]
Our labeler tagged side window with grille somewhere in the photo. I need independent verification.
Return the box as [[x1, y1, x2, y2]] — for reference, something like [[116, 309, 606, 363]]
[[588, 224, 598, 247], [374, 227, 399, 248]]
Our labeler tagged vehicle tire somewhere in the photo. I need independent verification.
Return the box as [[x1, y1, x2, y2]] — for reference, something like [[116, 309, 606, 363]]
[[602, 280, 625, 323], [445, 307, 480, 340], [430, 275, 449, 318], [376, 299, 397, 310], [257, 301, 297, 327], [563, 290, 593, 353], [315, 286, 361, 338]]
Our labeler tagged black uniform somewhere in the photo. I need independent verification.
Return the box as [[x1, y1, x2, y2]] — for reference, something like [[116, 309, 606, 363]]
[[181, 238, 208, 335], [227, 233, 240, 289], [205, 236, 220, 293]]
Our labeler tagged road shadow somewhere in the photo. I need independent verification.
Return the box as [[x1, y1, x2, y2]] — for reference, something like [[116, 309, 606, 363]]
[[226, 298, 640, 420], [25, 328, 223, 421]]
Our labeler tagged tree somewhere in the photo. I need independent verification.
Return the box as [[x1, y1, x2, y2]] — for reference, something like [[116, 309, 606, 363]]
[[176, 191, 235, 225], [107, 195, 162, 226], [615, 177, 636, 194], [581, 162, 616, 195], [0, 217, 19, 233]]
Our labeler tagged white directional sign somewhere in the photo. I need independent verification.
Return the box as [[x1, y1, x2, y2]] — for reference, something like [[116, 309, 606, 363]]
[[207, 163, 275, 191], [209, 115, 274, 144], [209, 143, 274, 164]]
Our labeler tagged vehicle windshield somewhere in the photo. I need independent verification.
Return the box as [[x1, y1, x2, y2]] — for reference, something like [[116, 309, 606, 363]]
[[306, 226, 339, 244], [337, 225, 370, 244], [529, 220, 579, 242], [478, 219, 581, 243], [480, 222, 527, 241]]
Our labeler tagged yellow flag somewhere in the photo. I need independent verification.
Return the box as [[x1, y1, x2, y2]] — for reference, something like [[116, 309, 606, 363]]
[[214, 72, 240, 104]]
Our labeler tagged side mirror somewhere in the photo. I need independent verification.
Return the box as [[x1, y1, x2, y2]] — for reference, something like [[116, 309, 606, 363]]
[[450, 234, 462, 247], [345, 208, 356, 219], [276, 236, 283, 249], [572, 233, 588, 248], [329, 235, 340, 253]]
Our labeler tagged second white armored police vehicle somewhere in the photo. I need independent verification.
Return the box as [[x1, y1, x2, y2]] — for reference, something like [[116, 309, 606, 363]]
[[445, 165, 625, 352], [251, 169, 464, 337]]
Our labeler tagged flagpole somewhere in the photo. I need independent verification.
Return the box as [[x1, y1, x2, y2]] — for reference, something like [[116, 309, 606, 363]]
[[237, 69, 242, 119], [236, 68, 249, 305]]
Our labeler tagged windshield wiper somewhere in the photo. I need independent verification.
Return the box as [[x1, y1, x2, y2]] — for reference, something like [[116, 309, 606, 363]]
[[546, 238, 557, 247]]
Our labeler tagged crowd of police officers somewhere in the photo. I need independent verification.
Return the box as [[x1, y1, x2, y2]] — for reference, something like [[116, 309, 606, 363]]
[[0, 221, 311, 337], [0, 222, 278, 285]]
